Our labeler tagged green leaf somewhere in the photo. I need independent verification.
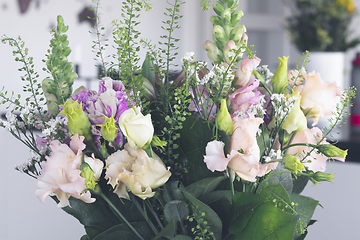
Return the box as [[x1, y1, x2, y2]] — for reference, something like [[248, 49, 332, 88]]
[[292, 175, 309, 194], [80, 235, 90, 240], [259, 164, 293, 195], [171, 235, 193, 240], [92, 222, 153, 240], [152, 219, 177, 240], [164, 200, 189, 223], [230, 185, 299, 240], [185, 176, 226, 198], [178, 117, 229, 186], [290, 193, 319, 237], [181, 190, 223, 240], [141, 54, 156, 86]]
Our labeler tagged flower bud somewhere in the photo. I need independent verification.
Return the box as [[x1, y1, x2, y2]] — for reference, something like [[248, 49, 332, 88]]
[[309, 171, 334, 184], [203, 40, 220, 62], [317, 144, 348, 159], [98, 115, 118, 142], [222, 9, 231, 24], [210, 16, 223, 26], [60, 99, 91, 140], [42, 78, 57, 96], [226, 0, 239, 10], [281, 91, 307, 134], [151, 135, 167, 149], [212, 25, 227, 47], [216, 99, 233, 135], [230, 25, 246, 42], [80, 162, 97, 190], [271, 56, 289, 94], [46, 94, 59, 115], [283, 155, 305, 174], [230, 10, 243, 27], [223, 40, 237, 63], [213, 1, 224, 16]]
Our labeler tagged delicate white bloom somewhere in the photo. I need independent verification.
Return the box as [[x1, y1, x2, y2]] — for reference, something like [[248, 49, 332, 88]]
[[182, 52, 195, 62], [6, 112, 17, 125], [255, 65, 274, 84]]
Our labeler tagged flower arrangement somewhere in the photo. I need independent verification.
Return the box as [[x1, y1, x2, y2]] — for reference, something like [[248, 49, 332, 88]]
[[286, 0, 360, 52], [0, 0, 355, 239]]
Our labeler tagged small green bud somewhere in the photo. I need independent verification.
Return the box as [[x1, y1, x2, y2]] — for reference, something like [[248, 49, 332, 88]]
[[80, 162, 97, 190], [203, 40, 220, 62], [213, 2, 224, 16], [215, 99, 233, 135], [97, 115, 118, 142], [60, 99, 91, 140], [271, 56, 289, 94], [210, 16, 223, 26], [46, 94, 59, 115], [230, 25, 246, 42], [230, 10, 243, 27], [222, 9, 231, 24], [42, 78, 57, 96], [151, 135, 167, 149], [317, 144, 348, 159], [212, 25, 227, 47], [283, 155, 305, 174], [281, 91, 307, 134], [309, 171, 334, 185]]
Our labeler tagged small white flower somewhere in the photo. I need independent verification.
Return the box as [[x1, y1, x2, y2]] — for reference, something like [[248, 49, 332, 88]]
[[182, 52, 194, 62]]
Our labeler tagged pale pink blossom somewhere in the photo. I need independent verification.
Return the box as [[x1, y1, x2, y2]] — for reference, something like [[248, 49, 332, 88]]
[[204, 140, 231, 172], [286, 127, 344, 172], [35, 134, 95, 207], [294, 71, 343, 126], [229, 80, 263, 114], [235, 56, 261, 87]]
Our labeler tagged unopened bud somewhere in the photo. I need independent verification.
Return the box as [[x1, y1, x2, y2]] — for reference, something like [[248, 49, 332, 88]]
[[317, 144, 348, 160], [216, 99, 233, 135], [283, 155, 305, 174], [271, 56, 289, 94], [98, 115, 118, 142]]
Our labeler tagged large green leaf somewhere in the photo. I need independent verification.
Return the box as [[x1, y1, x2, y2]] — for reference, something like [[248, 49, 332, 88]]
[[292, 175, 309, 194], [230, 185, 299, 240], [92, 222, 153, 240], [171, 235, 193, 240], [181, 190, 223, 240], [153, 219, 177, 240], [290, 193, 319, 237], [185, 176, 226, 198], [178, 117, 229, 186], [55, 192, 145, 239], [259, 164, 294, 195], [164, 200, 189, 223]]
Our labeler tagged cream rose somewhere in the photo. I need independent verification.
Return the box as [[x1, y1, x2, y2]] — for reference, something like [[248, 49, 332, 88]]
[[118, 107, 154, 148]]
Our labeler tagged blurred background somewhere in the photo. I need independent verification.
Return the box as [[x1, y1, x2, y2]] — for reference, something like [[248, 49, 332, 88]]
[[0, 0, 360, 239]]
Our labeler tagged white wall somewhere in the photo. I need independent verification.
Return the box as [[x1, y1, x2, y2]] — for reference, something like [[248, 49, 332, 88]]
[[1, 1, 360, 240]]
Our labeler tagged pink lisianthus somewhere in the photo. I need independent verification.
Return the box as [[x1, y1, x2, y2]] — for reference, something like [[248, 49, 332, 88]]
[[286, 127, 345, 172], [234, 56, 261, 87], [293, 71, 343, 126], [105, 143, 171, 200], [35, 134, 97, 207], [203, 115, 277, 182], [229, 79, 263, 115]]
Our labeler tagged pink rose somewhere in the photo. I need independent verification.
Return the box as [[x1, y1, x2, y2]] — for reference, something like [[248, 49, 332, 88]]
[[294, 71, 343, 126], [35, 134, 96, 207]]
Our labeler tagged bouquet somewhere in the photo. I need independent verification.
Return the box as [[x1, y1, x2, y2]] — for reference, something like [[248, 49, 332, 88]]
[[286, 0, 360, 52], [0, 0, 354, 239]]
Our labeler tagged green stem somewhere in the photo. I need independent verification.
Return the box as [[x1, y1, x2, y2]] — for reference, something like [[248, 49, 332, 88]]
[[145, 199, 164, 229], [130, 194, 159, 235], [228, 167, 235, 196], [99, 192, 145, 240]]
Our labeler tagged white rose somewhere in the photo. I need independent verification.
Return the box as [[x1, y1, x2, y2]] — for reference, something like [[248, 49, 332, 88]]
[[118, 107, 154, 148]]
